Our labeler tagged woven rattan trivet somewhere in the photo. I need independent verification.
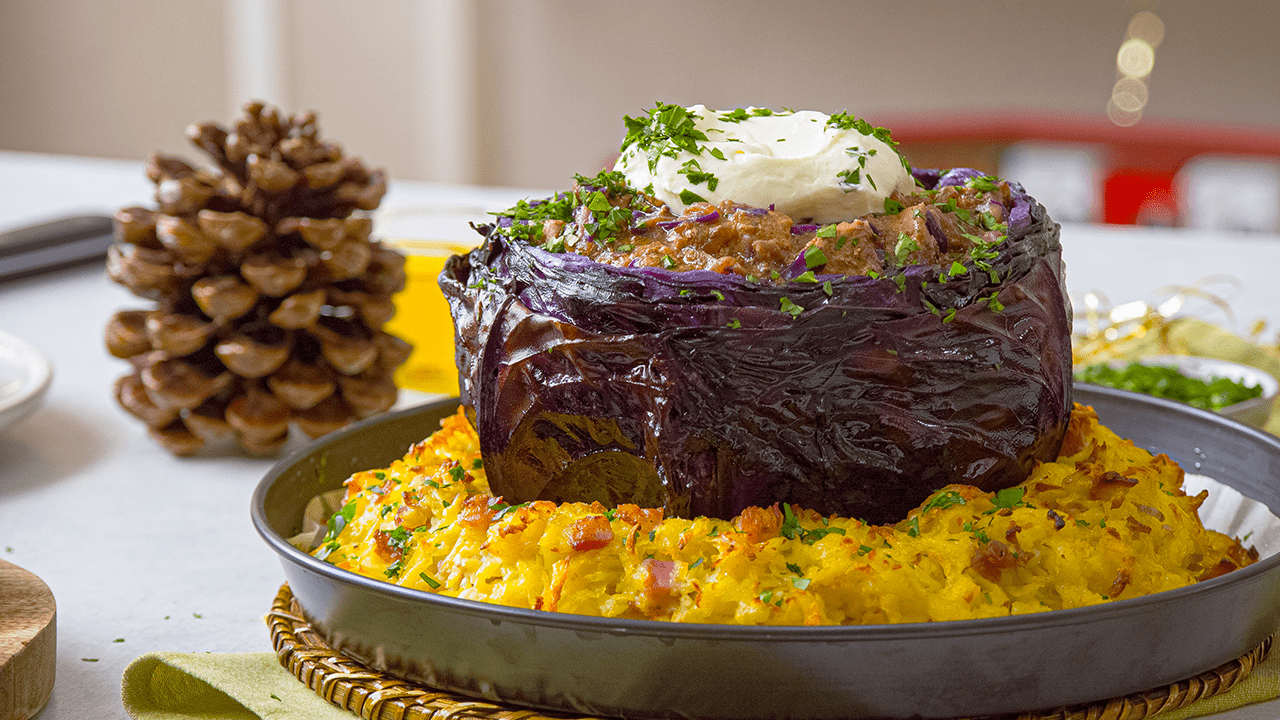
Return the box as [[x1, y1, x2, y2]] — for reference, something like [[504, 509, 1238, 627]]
[[268, 583, 1272, 720]]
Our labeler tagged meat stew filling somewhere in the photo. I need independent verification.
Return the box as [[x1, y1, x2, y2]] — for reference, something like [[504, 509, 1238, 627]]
[[496, 172, 1015, 283]]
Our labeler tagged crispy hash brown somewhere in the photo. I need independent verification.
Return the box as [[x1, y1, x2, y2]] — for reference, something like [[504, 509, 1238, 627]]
[[313, 405, 1257, 625]]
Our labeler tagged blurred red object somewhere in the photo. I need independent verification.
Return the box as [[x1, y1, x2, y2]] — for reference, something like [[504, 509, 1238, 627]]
[[880, 113, 1280, 226], [1104, 171, 1176, 225]]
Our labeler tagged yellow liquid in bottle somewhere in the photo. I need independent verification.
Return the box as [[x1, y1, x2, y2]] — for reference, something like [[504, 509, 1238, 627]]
[[384, 240, 475, 396]]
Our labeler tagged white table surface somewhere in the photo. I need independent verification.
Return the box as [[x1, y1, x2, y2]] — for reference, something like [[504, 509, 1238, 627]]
[[1, 150, 1278, 719]]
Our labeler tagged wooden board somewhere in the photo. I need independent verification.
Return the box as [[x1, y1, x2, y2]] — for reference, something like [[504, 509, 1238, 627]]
[[0, 560, 55, 720]]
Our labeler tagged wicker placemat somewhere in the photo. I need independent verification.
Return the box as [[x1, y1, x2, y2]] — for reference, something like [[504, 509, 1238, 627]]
[[267, 583, 1271, 720]]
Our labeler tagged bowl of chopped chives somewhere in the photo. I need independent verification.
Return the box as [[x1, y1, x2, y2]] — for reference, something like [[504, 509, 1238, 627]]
[[1074, 355, 1278, 428]]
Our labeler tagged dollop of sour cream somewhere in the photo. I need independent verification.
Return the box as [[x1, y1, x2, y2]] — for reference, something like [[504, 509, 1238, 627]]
[[614, 104, 916, 224]]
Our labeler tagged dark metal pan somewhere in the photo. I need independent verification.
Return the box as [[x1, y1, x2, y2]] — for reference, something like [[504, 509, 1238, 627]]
[[252, 385, 1280, 719]]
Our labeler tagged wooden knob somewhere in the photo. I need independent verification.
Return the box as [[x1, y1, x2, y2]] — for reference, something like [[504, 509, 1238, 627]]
[[0, 560, 56, 720]]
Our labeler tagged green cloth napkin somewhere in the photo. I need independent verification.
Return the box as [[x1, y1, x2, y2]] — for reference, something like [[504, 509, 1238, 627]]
[[1159, 643, 1280, 720], [121, 652, 356, 720], [121, 647, 1280, 720]]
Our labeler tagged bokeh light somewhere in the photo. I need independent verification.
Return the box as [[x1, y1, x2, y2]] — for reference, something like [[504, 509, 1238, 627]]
[[1108, 10, 1161, 126], [1112, 77, 1148, 112], [1117, 38, 1155, 78], [1127, 10, 1165, 48], [1108, 97, 1143, 127]]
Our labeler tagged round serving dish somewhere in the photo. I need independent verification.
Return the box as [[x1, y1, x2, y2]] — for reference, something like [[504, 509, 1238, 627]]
[[0, 329, 52, 436], [252, 386, 1280, 720]]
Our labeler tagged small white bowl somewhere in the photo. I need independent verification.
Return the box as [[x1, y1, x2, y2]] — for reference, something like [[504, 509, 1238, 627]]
[[0, 329, 53, 435], [1130, 355, 1278, 428]]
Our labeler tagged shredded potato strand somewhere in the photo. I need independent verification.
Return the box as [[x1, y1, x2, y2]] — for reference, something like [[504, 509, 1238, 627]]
[[313, 406, 1255, 626]]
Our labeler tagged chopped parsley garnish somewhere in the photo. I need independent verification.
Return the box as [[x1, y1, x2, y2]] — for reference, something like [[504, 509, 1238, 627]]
[[678, 189, 708, 205], [491, 169, 639, 246], [794, 271, 818, 283], [491, 195, 574, 244], [791, 577, 811, 590], [727, 318, 742, 329], [883, 197, 905, 215], [779, 503, 848, 545], [991, 487, 1030, 511], [815, 224, 838, 238], [719, 107, 782, 123], [921, 489, 966, 514], [491, 501, 530, 521], [822, 280, 834, 296], [325, 501, 357, 543], [661, 254, 677, 269], [585, 190, 612, 213], [893, 233, 918, 263], [418, 572, 441, 589], [779, 296, 804, 318], [786, 562, 804, 575], [385, 526, 412, 552], [621, 103, 709, 172], [803, 245, 828, 269], [965, 175, 1001, 193], [678, 158, 719, 191], [837, 168, 861, 186], [964, 522, 991, 543], [824, 113, 910, 170], [980, 210, 1008, 232]]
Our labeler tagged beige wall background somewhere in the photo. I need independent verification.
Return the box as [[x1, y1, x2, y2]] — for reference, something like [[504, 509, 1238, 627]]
[[1, 0, 1277, 191]]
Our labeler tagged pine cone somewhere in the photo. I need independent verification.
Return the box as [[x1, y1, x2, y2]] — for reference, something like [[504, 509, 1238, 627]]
[[105, 101, 411, 456]]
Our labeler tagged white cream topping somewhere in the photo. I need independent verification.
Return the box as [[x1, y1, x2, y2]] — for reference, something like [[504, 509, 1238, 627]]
[[614, 105, 916, 224]]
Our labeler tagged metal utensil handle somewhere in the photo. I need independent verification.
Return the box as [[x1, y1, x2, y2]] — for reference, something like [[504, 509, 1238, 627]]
[[0, 214, 115, 280]]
